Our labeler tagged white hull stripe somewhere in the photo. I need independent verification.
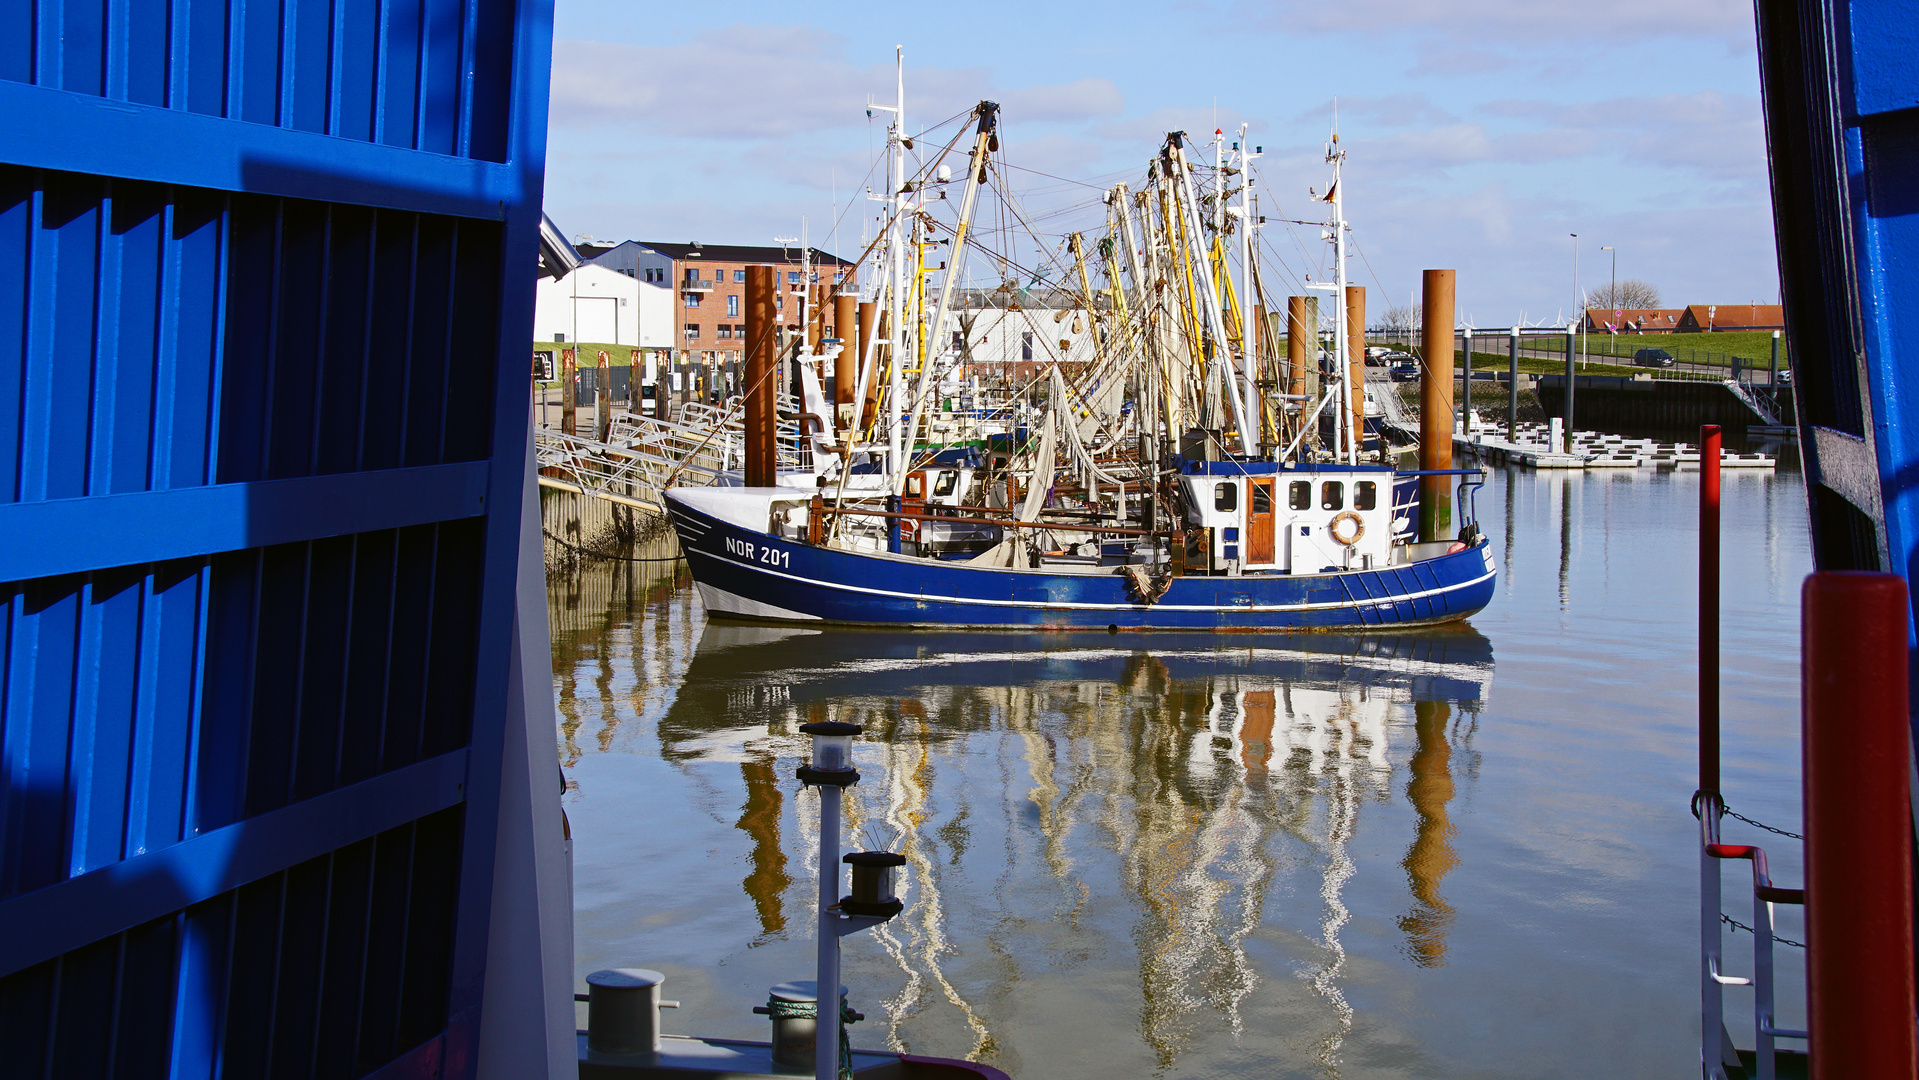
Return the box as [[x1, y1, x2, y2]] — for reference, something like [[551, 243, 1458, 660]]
[[683, 545, 1497, 614]]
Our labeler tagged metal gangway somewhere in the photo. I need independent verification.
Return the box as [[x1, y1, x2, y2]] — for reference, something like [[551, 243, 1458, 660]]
[[536, 396, 812, 513]]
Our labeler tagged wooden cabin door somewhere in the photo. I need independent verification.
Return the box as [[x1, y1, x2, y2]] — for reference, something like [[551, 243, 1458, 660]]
[[1248, 479, 1277, 563]]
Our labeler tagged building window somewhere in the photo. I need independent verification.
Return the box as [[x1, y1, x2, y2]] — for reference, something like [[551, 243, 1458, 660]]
[[734, 269, 745, 282], [727, 295, 739, 317], [776, 293, 784, 311], [787, 271, 801, 285], [684, 293, 701, 308], [684, 324, 700, 340], [1021, 332, 1032, 361], [951, 330, 963, 350], [716, 325, 731, 340]]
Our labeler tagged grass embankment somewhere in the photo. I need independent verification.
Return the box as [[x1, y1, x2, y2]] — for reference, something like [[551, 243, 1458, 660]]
[[1554, 331, 1788, 369], [534, 341, 641, 391], [1459, 350, 1643, 377], [535, 341, 637, 365]]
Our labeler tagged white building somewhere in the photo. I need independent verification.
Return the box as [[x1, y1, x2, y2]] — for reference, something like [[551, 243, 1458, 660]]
[[532, 263, 673, 348], [946, 303, 1096, 376]]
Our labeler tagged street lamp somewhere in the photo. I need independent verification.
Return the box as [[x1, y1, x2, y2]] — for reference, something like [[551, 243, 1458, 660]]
[[1600, 246, 1616, 350], [1571, 233, 1583, 369]]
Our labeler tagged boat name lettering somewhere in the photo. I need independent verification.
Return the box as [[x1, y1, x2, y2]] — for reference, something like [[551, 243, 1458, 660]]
[[724, 536, 790, 569]]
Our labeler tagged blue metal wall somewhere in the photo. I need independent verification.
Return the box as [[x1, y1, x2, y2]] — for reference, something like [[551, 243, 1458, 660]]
[[1761, 0, 1919, 584], [0, 0, 553, 1075]]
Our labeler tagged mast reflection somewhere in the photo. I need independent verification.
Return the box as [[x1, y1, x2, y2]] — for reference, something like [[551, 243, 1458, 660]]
[[649, 625, 1494, 1074]]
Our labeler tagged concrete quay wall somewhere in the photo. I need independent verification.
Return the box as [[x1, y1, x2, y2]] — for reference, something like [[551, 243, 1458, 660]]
[[1532, 375, 1791, 433]]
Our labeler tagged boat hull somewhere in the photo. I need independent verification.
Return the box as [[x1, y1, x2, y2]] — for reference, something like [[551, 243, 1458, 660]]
[[665, 493, 1497, 631]]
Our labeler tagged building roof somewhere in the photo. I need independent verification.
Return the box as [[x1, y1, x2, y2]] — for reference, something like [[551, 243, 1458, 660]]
[[1676, 303, 1784, 330], [637, 241, 854, 267], [1584, 307, 1684, 331]]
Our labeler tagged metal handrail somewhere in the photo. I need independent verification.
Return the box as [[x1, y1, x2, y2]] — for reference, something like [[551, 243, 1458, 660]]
[[1700, 797, 1807, 1080]]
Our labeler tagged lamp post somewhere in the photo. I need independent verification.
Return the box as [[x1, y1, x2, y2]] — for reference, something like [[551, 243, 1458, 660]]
[[1571, 233, 1584, 369], [793, 722, 905, 1080], [1600, 246, 1616, 348]]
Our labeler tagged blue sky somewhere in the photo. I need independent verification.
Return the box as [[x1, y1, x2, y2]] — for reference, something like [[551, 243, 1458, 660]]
[[543, 0, 1774, 327]]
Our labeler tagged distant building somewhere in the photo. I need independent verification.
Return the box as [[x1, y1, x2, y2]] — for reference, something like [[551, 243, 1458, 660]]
[[1583, 307, 1684, 333], [532, 263, 672, 348], [576, 241, 857, 368], [1674, 303, 1785, 332], [947, 289, 1097, 383]]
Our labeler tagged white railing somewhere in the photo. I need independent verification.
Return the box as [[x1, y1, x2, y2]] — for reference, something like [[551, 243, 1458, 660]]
[[1699, 794, 1806, 1080]]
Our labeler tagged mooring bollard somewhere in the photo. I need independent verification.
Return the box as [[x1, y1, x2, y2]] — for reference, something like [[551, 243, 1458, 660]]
[[585, 968, 679, 1055], [755, 979, 851, 1071]]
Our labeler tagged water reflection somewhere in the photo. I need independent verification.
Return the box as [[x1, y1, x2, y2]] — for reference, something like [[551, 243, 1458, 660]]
[[561, 465, 1814, 1079], [644, 623, 1493, 1074]]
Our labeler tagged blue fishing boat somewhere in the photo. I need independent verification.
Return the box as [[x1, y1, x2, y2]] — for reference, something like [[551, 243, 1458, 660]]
[[666, 462, 1494, 631], [670, 109, 1495, 633]]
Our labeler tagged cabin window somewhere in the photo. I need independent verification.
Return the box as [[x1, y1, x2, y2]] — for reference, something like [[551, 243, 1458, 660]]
[[1320, 481, 1344, 511], [1252, 483, 1271, 514], [934, 470, 960, 498], [1214, 482, 1238, 512], [1354, 481, 1377, 511], [1289, 481, 1311, 510]]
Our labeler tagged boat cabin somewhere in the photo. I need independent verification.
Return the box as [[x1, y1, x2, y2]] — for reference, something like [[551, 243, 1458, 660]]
[[1181, 463, 1398, 574]]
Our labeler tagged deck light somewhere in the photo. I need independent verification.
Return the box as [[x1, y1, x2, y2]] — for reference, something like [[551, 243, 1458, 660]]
[[842, 851, 907, 918], [798, 721, 861, 782]]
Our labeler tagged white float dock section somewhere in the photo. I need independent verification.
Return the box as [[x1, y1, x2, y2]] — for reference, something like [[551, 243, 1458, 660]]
[[1451, 416, 1775, 471]]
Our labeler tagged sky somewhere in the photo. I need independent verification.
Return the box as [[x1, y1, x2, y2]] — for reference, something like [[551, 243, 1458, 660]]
[[542, 0, 1777, 329]]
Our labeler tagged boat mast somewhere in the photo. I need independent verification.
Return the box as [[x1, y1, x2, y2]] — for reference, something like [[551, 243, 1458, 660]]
[[1328, 128, 1354, 464], [1170, 137, 1253, 454], [887, 48, 906, 481], [896, 101, 998, 496], [1236, 126, 1260, 454]]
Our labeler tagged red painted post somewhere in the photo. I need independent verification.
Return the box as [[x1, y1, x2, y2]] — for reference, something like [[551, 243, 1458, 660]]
[[1699, 424, 1720, 795], [1803, 571, 1915, 1080]]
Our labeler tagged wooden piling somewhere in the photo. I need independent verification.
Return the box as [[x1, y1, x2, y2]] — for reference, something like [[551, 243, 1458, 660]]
[[1420, 270, 1455, 542], [561, 347, 577, 437], [1345, 285, 1366, 454], [1286, 296, 1309, 444], [745, 266, 778, 487], [835, 291, 858, 410]]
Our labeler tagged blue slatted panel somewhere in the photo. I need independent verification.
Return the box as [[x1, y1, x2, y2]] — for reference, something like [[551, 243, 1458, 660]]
[[0, 0, 552, 1074], [6, 0, 516, 163]]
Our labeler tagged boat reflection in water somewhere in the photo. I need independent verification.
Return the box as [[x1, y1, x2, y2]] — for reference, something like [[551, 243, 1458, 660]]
[[647, 621, 1491, 1076]]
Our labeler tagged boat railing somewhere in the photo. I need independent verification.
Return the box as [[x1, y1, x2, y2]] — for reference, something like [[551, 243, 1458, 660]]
[[1698, 794, 1806, 1080]]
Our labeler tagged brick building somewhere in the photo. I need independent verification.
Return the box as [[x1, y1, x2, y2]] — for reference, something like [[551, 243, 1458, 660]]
[[1674, 303, 1785, 332], [575, 240, 856, 368]]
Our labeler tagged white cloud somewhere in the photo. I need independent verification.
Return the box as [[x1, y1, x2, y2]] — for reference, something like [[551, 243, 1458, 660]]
[[551, 29, 1123, 141], [1237, 0, 1752, 44]]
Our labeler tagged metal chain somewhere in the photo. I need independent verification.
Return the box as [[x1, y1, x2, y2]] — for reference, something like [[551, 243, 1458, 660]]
[[1722, 913, 1806, 949], [1721, 803, 1804, 841]]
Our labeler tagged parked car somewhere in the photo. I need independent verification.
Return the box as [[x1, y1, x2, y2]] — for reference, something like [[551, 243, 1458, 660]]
[[1389, 359, 1420, 382], [1364, 345, 1391, 365], [1633, 348, 1676, 368], [1776, 368, 1793, 387]]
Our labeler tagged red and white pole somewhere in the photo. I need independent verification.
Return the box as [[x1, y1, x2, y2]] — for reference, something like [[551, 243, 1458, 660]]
[[1803, 571, 1915, 1080], [1700, 424, 1721, 795]]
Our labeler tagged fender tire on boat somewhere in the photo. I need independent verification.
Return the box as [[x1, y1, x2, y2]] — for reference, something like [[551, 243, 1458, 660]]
[[1329, 510, 1365, 547]]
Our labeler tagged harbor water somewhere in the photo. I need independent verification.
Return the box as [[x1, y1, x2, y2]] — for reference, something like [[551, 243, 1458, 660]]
[[553, 460, 1809, 1078]]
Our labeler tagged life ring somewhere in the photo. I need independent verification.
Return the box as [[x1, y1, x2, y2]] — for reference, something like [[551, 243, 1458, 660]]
[[1328, 511, 1365, 547]]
